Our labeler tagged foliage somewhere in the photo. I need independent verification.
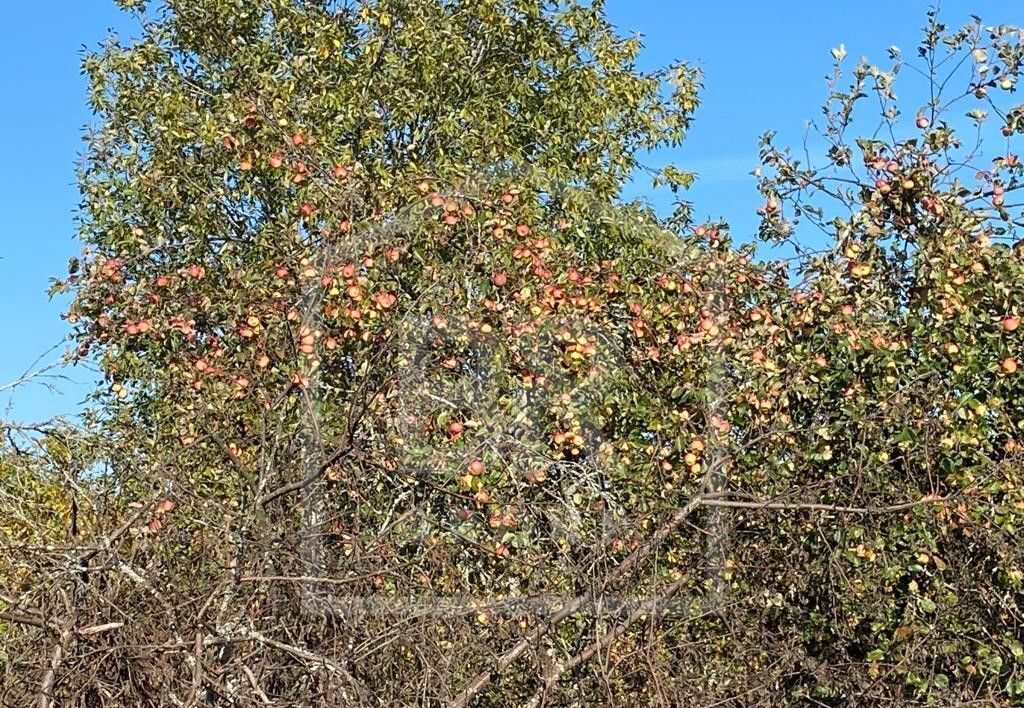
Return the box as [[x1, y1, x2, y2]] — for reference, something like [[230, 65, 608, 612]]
[[3, 3, 1024, 706]]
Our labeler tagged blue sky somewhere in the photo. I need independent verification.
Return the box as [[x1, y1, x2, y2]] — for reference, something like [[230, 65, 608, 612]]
[[0, 0, 1013, 423]]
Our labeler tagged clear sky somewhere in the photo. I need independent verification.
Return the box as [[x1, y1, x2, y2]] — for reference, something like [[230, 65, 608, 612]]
[[0, 0, 1013, 423]]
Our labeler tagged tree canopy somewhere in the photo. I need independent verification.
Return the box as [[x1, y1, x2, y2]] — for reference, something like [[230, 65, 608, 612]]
[[4, 3, 1024, 706]]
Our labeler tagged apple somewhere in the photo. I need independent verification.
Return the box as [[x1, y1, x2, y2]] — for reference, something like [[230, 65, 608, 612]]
[[268, 152, 284, 168], [374, 292, 397, 309], [491, 272, 508, 286], [699, 317, 720, 337], [1003, 315, 1020, 332], [448, 421, 464, 437], [291, 132, 305, 146], [1002, 357, 1018, 374], [468, 459, 484, 476], [916, 115, 930, 129]]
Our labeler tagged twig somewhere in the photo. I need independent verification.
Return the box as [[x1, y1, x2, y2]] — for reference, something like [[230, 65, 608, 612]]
[[37, 625, 73, 708], [698, 492, 951, 515], [241, 627, 364, 701], [525, 574, 691, 708]]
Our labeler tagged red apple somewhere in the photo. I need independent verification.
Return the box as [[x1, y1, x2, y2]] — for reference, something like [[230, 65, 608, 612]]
[[1003, 315, 1021, 332]]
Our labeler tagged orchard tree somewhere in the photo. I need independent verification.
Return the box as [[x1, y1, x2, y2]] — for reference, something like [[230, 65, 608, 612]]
[[3, 2, 1024, 707]]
